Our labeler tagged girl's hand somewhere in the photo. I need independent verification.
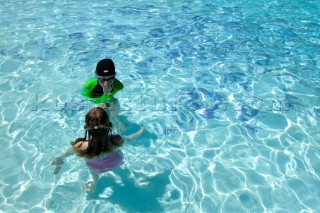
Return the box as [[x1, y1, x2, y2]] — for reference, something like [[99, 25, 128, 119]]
[[53, 166, 62, 175], [51, 149, 74, 175], [52, 157, 63, 166], [52, 157, 64, 175], [125, 127, 146, 141], [98, 103, 106, 108]]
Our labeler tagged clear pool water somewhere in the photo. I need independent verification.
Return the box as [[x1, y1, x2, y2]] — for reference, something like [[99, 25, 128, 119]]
[[1, 0, 319, 212]]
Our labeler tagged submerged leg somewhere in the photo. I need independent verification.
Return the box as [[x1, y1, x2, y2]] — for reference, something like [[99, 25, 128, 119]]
[[86, 169, 99, 195]]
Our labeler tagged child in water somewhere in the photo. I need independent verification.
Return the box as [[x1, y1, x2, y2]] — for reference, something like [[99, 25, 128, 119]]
[[81, 58, 124, 105], [52, 107, 145, 194], [82, 58, 125, 127]]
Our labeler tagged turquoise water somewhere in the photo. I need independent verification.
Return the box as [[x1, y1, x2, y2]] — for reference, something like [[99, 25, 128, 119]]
[[0, 0, 319, 212]]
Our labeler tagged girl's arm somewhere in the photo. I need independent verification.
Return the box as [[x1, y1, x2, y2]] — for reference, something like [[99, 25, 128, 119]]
[[124, 127, 146, 141], [52, 147, 74, 174]]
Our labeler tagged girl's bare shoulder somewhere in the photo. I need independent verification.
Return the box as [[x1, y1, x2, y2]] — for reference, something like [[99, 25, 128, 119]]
[[73, 140, 88, 151]]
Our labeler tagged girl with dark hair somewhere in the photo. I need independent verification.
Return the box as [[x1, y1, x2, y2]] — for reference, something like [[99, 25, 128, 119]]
[[52, 107, 145, 194]]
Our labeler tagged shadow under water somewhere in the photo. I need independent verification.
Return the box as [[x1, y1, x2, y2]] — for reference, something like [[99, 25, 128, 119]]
[[93, 168, 171, 213]]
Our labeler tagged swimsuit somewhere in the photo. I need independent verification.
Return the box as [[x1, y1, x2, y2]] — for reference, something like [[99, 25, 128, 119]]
[[86, 150, 124, 174]]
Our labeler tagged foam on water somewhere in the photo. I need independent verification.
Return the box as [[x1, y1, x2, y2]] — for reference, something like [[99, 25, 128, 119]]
[[0, 0, 319, 212]]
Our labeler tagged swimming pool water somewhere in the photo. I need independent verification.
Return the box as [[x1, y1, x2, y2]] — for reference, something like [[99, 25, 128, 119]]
[[0, 0, 319, 212]]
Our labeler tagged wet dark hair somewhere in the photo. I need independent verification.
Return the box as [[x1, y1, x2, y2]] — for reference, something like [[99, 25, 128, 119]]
[[72, 107, 123, 158]]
